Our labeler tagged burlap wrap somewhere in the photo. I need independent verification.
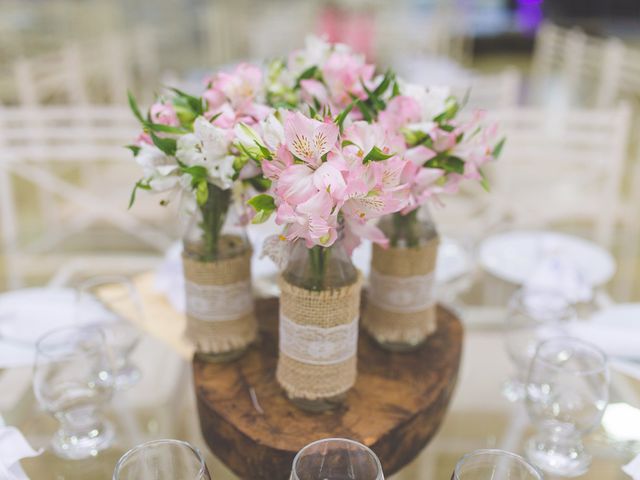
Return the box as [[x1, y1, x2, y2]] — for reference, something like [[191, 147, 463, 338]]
[[364, 237, 439, 346], [182, 247, 257, 355], [276, 273, 362, 401]]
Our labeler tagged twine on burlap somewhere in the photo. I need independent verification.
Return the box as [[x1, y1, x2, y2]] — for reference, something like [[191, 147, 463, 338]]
[[182, 246, 257, 354], [363, 237, 439, 346], [276, 273, 362, 401]]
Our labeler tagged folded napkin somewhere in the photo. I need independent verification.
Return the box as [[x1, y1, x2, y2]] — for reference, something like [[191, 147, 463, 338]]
[[567, 304, 640, 362], [624, 454, 640, 479], [0, 425, 41, 479], [523, 241, 593, 304]]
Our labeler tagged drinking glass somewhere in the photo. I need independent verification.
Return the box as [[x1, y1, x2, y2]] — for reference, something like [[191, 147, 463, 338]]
[[77, 275, 143, 389], [113, 439, 211, 480], [290, 438, 384, 480], [452, 449, 543, 479], [33, 325, 115, 459], [525, 337, 609, 477], [503, 289, 574, 402]]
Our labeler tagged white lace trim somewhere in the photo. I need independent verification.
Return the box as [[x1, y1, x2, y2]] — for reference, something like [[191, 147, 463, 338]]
[[368, 269, 436, 314], [279, 314, 358, 366], [185, 280, 253, 321]]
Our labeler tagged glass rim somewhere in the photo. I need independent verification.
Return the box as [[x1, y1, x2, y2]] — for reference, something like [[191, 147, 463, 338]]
[[35, 324, 106, 358], [533, 336, 608, 376], [113, 439, 207, 480], [291, 437, 384, 480], [453, 449, 543, 480]]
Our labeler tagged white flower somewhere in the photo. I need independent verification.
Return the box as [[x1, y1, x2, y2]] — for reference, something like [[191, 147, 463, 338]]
[[400, 81, 450, 121], [135, 143, 179, 192], [176, 116, 235, 190], [288, 35, 333, 76], [261, 113, 285, 150]]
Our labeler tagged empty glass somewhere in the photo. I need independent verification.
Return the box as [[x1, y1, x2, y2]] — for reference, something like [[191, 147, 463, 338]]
[[76, 276, 143, 389], [503, 289, 574, 402], [113, 439, 211, 480], [452, 449, 543, 479], [290, 438, 384, 480], [525, 337, 609, 477], [33, 326, 115, 459]]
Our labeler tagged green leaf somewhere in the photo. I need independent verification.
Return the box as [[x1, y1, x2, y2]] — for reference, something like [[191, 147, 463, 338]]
[[352, 97, 373, 122], [247, 176, 271, 192], [363, 146, 394, 163], [196, 180, 209, 205], [181, 165, 208, 184], [127, 91, 144, 123], [150, 132, 177, 156], [335, 103, 354, 133], [295, 65, 319, 87], [128, 179, 151, 209], [433, 97, 459, 123], [372, 70, 394, 97], [479, 168, 490, 192], [144, 122, 190, 134], [168, 87, 204, 116], [426, 155, 465, 174], [391, 80, 401, 97], [248, 194, 276, 224], [492, 137, 506, 159], [125, 145, 140, 156], [341, 139, 356, 148], [256, 142, 273, 161]]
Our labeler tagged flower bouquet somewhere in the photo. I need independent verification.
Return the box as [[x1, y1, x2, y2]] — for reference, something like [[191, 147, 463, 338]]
[[126, 64, 273, 361]]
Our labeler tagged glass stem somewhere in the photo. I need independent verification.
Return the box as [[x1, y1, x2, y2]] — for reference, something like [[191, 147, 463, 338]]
[[199, 183, 231, 261]]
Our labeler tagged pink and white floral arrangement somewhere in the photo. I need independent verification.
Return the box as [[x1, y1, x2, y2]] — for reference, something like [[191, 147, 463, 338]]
[[126, 36, 503, 257]]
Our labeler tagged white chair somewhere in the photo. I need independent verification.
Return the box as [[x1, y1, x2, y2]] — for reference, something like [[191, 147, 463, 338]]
[[456, 67, 522, 110], [529, 21, 639, 109], [488, 104, 632, 248], [0, 106, 175, 289], [12, 29, 159, 107]]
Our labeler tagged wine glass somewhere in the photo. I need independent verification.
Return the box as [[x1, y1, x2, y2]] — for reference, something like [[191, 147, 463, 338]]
[[33, 325, 115, 459], [76, 275, 143, 390], [452, 449, 543, 479], [525, 337, 609, 477], [113, 439, 211, 480], [290, 438, 384, 480], [503, 289, 574, 402]]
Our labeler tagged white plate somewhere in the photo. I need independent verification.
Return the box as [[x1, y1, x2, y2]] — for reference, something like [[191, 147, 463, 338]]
[[0, 288, 108, 368], [479, 230, 615, 287]]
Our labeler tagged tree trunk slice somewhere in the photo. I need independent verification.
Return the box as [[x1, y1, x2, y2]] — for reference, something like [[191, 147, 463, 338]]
[[193, 298, 463, 480]]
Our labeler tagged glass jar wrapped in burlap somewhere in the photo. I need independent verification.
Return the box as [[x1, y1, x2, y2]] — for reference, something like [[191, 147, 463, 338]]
[[182, 184, 257, 362], [277, 237, 362, 411], [363, 205, 439, 351]]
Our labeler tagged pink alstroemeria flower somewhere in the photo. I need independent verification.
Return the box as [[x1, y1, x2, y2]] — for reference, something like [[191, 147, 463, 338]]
[[149, 102, 180, 127], [284, 111, 339, 166], [378, 95, 422, 132]]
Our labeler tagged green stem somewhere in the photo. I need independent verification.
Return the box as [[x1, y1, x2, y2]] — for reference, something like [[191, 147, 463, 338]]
[[308, 245, 331, 291], [391, 210, 420, 248], [199, 183, 231, 261]]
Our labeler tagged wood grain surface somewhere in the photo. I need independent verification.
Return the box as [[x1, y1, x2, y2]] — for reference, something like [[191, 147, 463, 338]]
[[193, 298, 463, 479]]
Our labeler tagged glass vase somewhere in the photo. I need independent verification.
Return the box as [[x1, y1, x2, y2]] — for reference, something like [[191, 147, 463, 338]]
[[277, 232, 361, 412], [182, 182, 257, 362], [363, 205, 439, 351]]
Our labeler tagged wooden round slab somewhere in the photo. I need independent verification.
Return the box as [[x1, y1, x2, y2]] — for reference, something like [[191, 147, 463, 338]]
[[193, 299, 463, 479]]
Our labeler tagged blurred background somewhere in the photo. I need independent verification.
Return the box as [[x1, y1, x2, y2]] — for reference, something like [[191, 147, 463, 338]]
[[1, 0, 639, 301]]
